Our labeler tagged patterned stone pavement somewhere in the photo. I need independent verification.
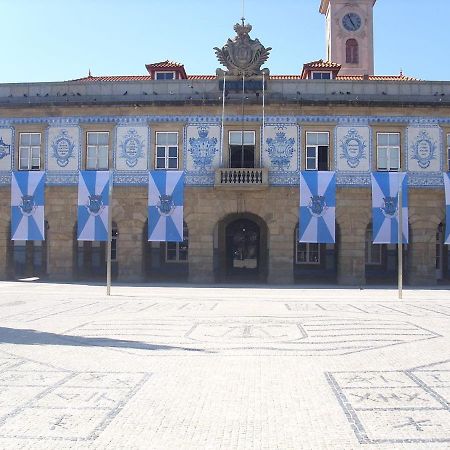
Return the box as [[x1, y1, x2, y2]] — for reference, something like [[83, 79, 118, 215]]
[[0, 282, 449, 449]]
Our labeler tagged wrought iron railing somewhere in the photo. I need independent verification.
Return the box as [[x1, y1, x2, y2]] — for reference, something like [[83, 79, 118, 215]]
[[215, 168, 268, 188]]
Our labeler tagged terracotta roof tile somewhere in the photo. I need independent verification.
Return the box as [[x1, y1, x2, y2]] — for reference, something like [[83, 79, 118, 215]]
[[303, 59, 341, 69], [187, 75, 216, 80], [71, 75, 153, 82], [147, 60, 184, 69], [337, 75, 419, 81]]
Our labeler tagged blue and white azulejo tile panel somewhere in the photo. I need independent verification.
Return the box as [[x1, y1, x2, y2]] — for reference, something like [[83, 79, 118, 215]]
[[47, 126, 80, 171], [406, 125, 442, 173], [185, 124, 221, 175], [115, 126, 149, 171], [262, 124, 299, 174], [0, 127, 13, 171], [336, 126, 371, 172]]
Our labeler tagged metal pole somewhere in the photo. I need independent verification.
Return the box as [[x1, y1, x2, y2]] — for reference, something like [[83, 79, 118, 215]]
[[261, 72, 265, 168], [398, 172, 403, 299], [106, 170, 113, 296], [220, 74, 226, 167]]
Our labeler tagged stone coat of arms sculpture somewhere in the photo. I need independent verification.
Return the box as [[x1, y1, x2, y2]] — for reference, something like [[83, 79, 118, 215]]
[[214, 20, 271, 78]]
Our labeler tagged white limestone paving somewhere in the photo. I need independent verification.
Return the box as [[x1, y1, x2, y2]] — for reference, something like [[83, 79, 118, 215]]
[[0, 281, 448, 449]]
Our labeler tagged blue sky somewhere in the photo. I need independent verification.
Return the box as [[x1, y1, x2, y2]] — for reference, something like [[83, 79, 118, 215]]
[[2, 0, 449, 83]]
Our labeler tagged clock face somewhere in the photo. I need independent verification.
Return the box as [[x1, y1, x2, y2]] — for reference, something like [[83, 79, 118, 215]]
[[342, 13, 362, 31]]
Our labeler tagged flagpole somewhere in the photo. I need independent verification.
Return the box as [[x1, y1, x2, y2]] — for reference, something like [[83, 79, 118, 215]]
[[261, 72, 265, 168], [106, 170, 113, 296], [220, 73, 226, 167], [398, 172, 403, 300]]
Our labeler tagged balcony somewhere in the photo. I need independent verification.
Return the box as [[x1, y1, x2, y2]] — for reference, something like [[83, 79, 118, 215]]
[[214, 168, 269, 189]]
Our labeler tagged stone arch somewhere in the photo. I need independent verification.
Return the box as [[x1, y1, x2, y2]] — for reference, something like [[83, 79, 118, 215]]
[[216, 212, 268, 282]]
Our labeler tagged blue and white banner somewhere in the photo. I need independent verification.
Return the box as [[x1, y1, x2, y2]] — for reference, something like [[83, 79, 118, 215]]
[[444, 173, 450, 245], [299, 171, 336, 243], [371, 172, 408, 244], [148, 171, 184, 242], [77, 171, 110, 241], [11, 171, 45, 241]]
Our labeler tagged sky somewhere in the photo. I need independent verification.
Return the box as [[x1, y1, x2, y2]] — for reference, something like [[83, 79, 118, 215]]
[[1, 0, 449, 84]]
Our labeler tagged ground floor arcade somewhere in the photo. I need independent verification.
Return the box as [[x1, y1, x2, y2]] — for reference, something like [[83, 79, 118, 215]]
[[0, 186, 448, 285]]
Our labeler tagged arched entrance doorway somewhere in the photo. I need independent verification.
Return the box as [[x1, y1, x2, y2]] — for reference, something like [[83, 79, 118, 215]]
[[217, 213, 268, 282]]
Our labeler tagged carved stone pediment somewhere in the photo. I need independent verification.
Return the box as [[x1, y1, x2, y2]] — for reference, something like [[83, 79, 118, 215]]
[[214, 21, 271, 78]]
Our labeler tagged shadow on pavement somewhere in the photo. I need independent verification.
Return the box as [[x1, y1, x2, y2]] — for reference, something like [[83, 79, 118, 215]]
[[0, 326, 208, 353]]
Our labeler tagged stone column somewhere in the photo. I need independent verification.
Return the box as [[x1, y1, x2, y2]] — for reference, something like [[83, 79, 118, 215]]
[[336, 188, 370, 286], [408, 190, 444, 286], [0, 221, 8, 280], [188, 216, 215, 284], [267, 225, 294, 285], [117, 219, 144, 282]]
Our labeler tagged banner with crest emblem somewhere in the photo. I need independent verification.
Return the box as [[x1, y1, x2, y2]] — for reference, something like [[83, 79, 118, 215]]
[[77, 171, 110, 241], [299, 171, 336, 243], [148, 171, 184, 242], [371, 172, 408, 244], [11, 171, 45, 240], [444, 173, 450, 245]]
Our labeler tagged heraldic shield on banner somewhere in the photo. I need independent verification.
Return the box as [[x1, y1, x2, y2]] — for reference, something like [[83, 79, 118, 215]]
[[77, 171, 110, 241], [444, 173, 450, 244], [148, 171, 184, 242], [299, 171, 336, 243], [371, 172, 409, 244], [11, 171, 45, 240]]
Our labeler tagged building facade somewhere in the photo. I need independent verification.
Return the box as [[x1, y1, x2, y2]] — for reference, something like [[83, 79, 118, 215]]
[[0, 0, 449, 285]]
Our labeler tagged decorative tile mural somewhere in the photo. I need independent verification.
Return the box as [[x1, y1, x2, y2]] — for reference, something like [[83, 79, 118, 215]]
[[47, 126, 80, 171], [407, 125, 442, 173], [115, 126, 149, 171], [336, 126, 371, 172], [0, 127, 13, 171]]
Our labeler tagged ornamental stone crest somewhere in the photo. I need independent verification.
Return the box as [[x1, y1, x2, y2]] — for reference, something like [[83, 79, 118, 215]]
[[339, 128, 366, 169], [214, 20, 271, 77], [51, 129, 75, 167], [20, 194, 35, 216], [119, 128, 144, 168], [266, 132, 295, 171], [411, 130, 436, 169], [0, 137, 11, 160], [188, 126, 218, 173]]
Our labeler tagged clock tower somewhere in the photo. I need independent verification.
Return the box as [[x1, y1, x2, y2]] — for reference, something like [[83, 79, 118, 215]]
[[320, 0, 376, 76]]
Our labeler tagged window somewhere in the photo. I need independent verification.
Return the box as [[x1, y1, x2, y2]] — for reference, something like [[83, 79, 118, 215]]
[[296, 242, 320, 264], [155, 71, 176, 80], [312, 72, 331, 80], [165, 223, 188, 262], [447, 133, 450, 171], [346, 39, 359, 64], [229, 131, 255, 168], [306, 132, 329, 170], [155, 132, 178, 169], [19, 133, 41, 170], [365, 227, 382, 265], [86, 132, 109, 170], [377, 132, 400, 171]]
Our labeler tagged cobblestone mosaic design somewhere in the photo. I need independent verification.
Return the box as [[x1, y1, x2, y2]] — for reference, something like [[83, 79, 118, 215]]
[[66, 316, 440, 356], [0, 353, 150, 442], [326, 360, 450, 444]]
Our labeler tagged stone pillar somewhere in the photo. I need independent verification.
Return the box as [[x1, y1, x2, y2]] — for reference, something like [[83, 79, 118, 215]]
[[336, 188, 370, 286], [267, 225, 294, 284], [117, 219, 144, 282], [46, 187, 76, 281], [0, 221, 8, 280], [188, 216, 214, 284], [408, 189, 444, 286]]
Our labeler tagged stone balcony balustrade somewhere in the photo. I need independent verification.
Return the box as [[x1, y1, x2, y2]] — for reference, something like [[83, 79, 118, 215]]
[[214, 168, 269, 189]]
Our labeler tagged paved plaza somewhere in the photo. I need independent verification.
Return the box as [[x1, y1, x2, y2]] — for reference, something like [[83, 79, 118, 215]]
[[0, 282, 449, 449]]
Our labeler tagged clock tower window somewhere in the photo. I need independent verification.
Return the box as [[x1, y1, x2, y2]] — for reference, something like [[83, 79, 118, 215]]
[[346, 39, 359, 64]]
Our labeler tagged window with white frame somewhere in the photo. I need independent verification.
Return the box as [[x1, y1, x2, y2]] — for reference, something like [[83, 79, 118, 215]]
[[306, 132, 329, 170], [155, 71, 176, 80], [165, 223, 188, 262], [229, 131, 256, 168], [377, 132, 400, 171], [365, 227, 382, 265], [19, 133, 41, 170], [86, 132, 109, 170], [155, 132, 178, 169], [447, 133, 450, 171], [295, 241, 320, 264], [311, 72, 332, 80]]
